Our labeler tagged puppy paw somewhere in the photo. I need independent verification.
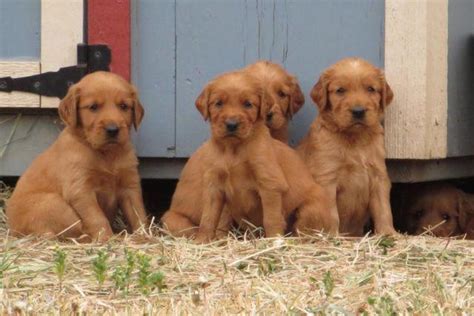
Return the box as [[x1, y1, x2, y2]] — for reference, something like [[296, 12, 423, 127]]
[[90, 226, 114, 243], [265, 230, 285, 238], [215, 229, 229, 240], [376, 227, 400, 237], [194, 231, 214, 244]]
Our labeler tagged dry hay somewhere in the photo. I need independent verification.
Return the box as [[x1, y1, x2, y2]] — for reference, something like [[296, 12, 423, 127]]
[[0, 182, 473, 315]]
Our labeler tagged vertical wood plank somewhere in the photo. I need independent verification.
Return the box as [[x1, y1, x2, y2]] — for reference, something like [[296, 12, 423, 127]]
[[446, 0, 474, 157], [283, 0, 385, 145], [0, 0, 40, 60], [132, 0, 176, 157], [384, 0, 448, 159], [88, 0, 131, 81], [174, 0, 385, 155], [175, 0, 254, 157], [41, 0, 83, 108]]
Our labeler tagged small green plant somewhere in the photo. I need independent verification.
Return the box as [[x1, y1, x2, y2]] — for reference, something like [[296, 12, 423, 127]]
[[322, 270, 335, 298], [148, 271, 166, 293], [367, 295, 397, 315], [53, 248, 66, 290], [137, 253, 166, 295], [112, 266, 128, 294], [112, 249, 135, 295], [258, 258, 277, 276], [137, 253, 152, 294], [92, 250, 109, 288], [378, 236, 396, 255]]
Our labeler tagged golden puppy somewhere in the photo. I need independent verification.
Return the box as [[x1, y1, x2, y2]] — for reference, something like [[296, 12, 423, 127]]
[[297, 58, 396, 236], [162, 71, 338, 242], [399, 183, 474, 239], [6, 72, 147, 241], [243, 61, 305, 143]]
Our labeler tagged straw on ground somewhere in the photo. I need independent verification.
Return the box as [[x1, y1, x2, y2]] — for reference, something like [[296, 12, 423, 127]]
[[0, 182, 473, 314]]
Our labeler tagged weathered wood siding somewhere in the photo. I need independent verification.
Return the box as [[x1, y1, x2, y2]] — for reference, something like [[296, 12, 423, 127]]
[[446, 0, 474, 157], [0, 0, 40, 60], [132, 0, 385, 157]]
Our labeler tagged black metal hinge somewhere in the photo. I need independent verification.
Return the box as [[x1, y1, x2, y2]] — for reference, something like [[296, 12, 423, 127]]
[[0, 44, 111, 99]]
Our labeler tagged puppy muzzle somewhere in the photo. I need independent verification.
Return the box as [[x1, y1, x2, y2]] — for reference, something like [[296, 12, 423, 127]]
[[105, 124, 120, 138], [225, 119, 239, 134], [351, 106, 366, 121]]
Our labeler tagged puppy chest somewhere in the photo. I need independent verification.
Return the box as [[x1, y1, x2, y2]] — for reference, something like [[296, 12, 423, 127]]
[[224, 167, 261, 214], [90, 173, 122, 211], [336, 163, 371, 210]]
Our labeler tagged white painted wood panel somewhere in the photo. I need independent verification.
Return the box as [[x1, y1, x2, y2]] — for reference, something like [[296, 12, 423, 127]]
[[384, 0, 448, 159], [40, 0, 83, 108]]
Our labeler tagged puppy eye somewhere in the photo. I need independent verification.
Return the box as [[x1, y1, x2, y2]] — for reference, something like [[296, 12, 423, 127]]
[[336, 87, 345, 95], [414, 210, 424, 219], [441, 214, 450, 221], [367, 86, 376, 93], [89, 104, 99, 112], [215, 100, 223, 108], [244, 101, 253, 108], [278, 90, 287, 98], [119, 103, 129, 111]]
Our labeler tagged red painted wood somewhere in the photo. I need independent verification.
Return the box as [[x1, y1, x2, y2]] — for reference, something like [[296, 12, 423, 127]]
[[87, 0, 131, 81]]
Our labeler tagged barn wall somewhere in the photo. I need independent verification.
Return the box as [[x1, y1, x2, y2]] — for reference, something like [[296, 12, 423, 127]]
[[0, 115, 60, 176], [132, 0, 385, 158], [446, 0, 474, 157]]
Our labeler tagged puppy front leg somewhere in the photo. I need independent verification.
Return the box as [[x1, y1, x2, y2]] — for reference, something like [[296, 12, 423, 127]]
[[215, 206, 232, 239], [69, 193, 113, 242], [195, 170, 226, 243], [119, 188, 148, 232], [295, 183, 340, 236], [369, 178, 397, 235], [259, 189, 286, 237]]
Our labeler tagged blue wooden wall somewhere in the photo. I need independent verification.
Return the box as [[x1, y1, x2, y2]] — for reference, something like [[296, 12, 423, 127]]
[[447, 0, 474, 157], [0, 0, 40, 60], [132, 0, 385, 158]]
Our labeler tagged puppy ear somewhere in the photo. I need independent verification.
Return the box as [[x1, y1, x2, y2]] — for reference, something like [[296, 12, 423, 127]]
[[130, 85, 145, 130], [381, 73, 394, 109], [457, 192, 474, 237], [261, 88, 275, 120], [310, 72, 330, 111], [132, 98, 145, 131], [195, 84, 211, 120], [58, 84, 79, 127], [287, 76, 305, 118]]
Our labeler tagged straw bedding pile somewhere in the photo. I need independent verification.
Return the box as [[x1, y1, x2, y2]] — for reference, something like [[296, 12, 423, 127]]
[[0, 183, 473, 314]]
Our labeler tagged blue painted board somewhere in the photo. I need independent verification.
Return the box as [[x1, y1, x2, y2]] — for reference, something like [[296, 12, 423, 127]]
[[0, 0, 40, 60], [446, 0, 474, 157], [283, 0, 385, 144], [173, 0, 384, 156], [132, 0, 384, 157], [175, 0, 255, 157], [131, 0, 176, 157]]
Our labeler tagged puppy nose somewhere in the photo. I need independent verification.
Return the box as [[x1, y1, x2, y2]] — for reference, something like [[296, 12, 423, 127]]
[[225, 119, 239, 133], [351, 106, 366, 119], [105, 124, 120, 137], [266, 112, 273, 121]]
